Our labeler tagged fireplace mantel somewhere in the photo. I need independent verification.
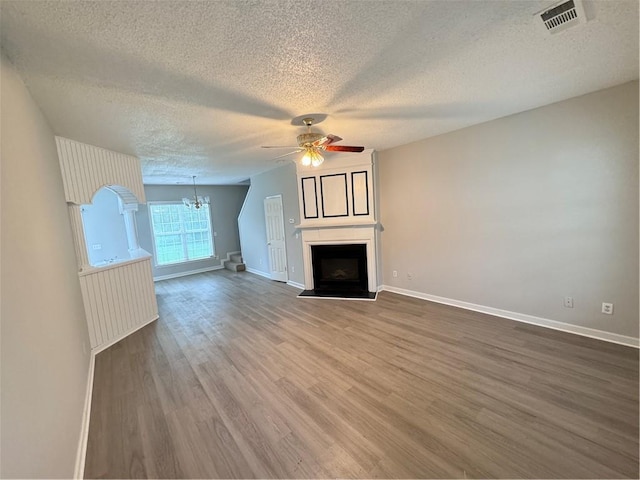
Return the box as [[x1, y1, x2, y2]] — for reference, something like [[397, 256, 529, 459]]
[[296, 220, 378, 230], [300, 225, 378, 294], [295, 150, 379, 296]]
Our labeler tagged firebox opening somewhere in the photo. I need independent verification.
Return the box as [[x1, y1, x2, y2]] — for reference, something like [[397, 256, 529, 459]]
[[300, 243, 374, 299]]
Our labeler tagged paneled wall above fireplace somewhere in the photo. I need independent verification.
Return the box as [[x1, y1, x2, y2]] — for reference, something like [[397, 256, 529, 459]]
[[295, 149, 379, 296], [296, 149, 375, 228]]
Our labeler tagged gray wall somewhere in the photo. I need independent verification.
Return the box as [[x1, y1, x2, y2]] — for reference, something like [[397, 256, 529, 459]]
[[1, 54, 91, 478], [82, 187, 130, 265], [378, 81, 639, 339], [138, 184, 248, 278], [238, 163, 304, 285]]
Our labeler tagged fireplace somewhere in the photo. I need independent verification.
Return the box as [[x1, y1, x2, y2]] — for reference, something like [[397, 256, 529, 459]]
[[300, 243, 375, 299]]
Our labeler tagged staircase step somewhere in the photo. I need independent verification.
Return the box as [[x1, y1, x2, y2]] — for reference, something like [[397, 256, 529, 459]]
[[224, 260, 246, 272], [230, 253, 243, 263]]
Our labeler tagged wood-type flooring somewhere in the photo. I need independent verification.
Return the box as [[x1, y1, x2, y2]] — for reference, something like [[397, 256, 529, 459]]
[[84, 270, 639, 478]]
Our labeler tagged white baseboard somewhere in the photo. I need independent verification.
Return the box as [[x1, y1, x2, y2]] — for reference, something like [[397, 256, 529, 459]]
[[246, 267, 272, 280], [75, 314, 159, 477], [92, 315, 159, 355], [286, 280, 305, 290], [153, 265, 223, 282], [74, 351, 95, 479], [380, 285, 639, 349]]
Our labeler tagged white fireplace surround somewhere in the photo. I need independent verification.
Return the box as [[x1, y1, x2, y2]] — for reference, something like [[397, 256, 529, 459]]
[[300, 225, 378, 292], [295, 150, 379, 294]]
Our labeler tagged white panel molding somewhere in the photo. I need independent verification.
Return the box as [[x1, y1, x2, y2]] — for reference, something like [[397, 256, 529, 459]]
[[68, 204, 90, 269], [351, 171, 370, 216], [56, 136, 145, 205], [73, 353, 95, 480], [79, 258, 159, 349], [319, 173, 349, 217], [296, 149, 376, 228], [153, 265, 223, 282], [301, 177, 319, 219], [380, 285, 640, 348]]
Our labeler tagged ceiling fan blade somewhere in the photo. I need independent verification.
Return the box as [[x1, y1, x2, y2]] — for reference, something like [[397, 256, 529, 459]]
[[262, 145, 301, 149], [313, 134, 342, 147], [270, 149, 302, 161], [324, 145, 365, 152]]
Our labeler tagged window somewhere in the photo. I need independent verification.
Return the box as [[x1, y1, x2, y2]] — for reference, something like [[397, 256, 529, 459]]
[[149, 203, 214, 266]]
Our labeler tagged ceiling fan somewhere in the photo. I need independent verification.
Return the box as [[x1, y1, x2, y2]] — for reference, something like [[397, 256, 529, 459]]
[[262, 117, 364, 167]]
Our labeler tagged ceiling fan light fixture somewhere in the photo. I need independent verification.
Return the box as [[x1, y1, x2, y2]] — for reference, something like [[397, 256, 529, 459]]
[[301, 147, 323, 167], [262, 115, 362, 167], [311, 151, 324, 167]]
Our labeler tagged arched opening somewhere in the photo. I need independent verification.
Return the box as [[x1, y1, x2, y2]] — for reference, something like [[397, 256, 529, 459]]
[[81, 185, 143, 267]]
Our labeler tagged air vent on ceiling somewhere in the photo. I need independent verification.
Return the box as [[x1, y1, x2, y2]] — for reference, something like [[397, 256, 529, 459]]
[[535, 0, 586, 35]]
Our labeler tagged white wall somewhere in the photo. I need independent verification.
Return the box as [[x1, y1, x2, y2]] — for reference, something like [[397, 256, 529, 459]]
[[137, 184, 248, 278], [378, 81, 639, 340], [82, 187, 130, 265], [238, 163, 304, 286], [1, 53, 91, 477]]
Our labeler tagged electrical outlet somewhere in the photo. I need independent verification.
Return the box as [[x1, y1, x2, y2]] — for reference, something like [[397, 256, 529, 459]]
[[259, 258, 263, 265], [291, 266, 295, 273], [407, 272, 413, 280], [602, 302, 614, 315], [392, 270, 398, 278], [564, 296, 574, 308]]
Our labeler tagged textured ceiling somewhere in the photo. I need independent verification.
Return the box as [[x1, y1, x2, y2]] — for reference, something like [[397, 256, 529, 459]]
[[1, 0, 638, 185]]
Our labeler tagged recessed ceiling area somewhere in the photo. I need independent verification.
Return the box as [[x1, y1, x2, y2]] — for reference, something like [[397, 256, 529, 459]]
[[1, 0, 637, 185]]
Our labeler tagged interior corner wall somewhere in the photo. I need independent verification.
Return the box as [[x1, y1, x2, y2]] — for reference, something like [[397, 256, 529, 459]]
[[0, 53, 91, 477], [378, 81, 639, 340], [238, 163, 304, 286], [137, 184, 249, 278]]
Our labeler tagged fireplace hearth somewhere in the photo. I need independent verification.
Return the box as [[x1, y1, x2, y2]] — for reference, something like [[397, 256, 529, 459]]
[[299, 243, 376, 299]]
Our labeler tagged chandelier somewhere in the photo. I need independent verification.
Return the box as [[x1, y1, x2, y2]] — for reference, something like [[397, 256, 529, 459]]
[[182, 176, 210, 209]]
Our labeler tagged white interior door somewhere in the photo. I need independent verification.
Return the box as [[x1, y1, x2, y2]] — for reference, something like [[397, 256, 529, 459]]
[[264, 195, 288, 282]]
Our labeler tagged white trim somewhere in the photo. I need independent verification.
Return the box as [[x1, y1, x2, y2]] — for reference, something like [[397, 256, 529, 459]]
[[91, 315, 159, 355], [237, 184, 253, 220], [153, 265, 223, 282], [380, 285, 640, 348], [286, 280, 305, 289], [147, 201, 215, 267], [246, 267, 273, 280], [74, 352, 96, 479], [79, 250, 152, 276], [298, 292, 377, 302], [301, 225, 378, 292], [74, 314, 160, 478], [296, 220, 378, 229], [264, 194, 289, 283], [237, 185, 252, 261]]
